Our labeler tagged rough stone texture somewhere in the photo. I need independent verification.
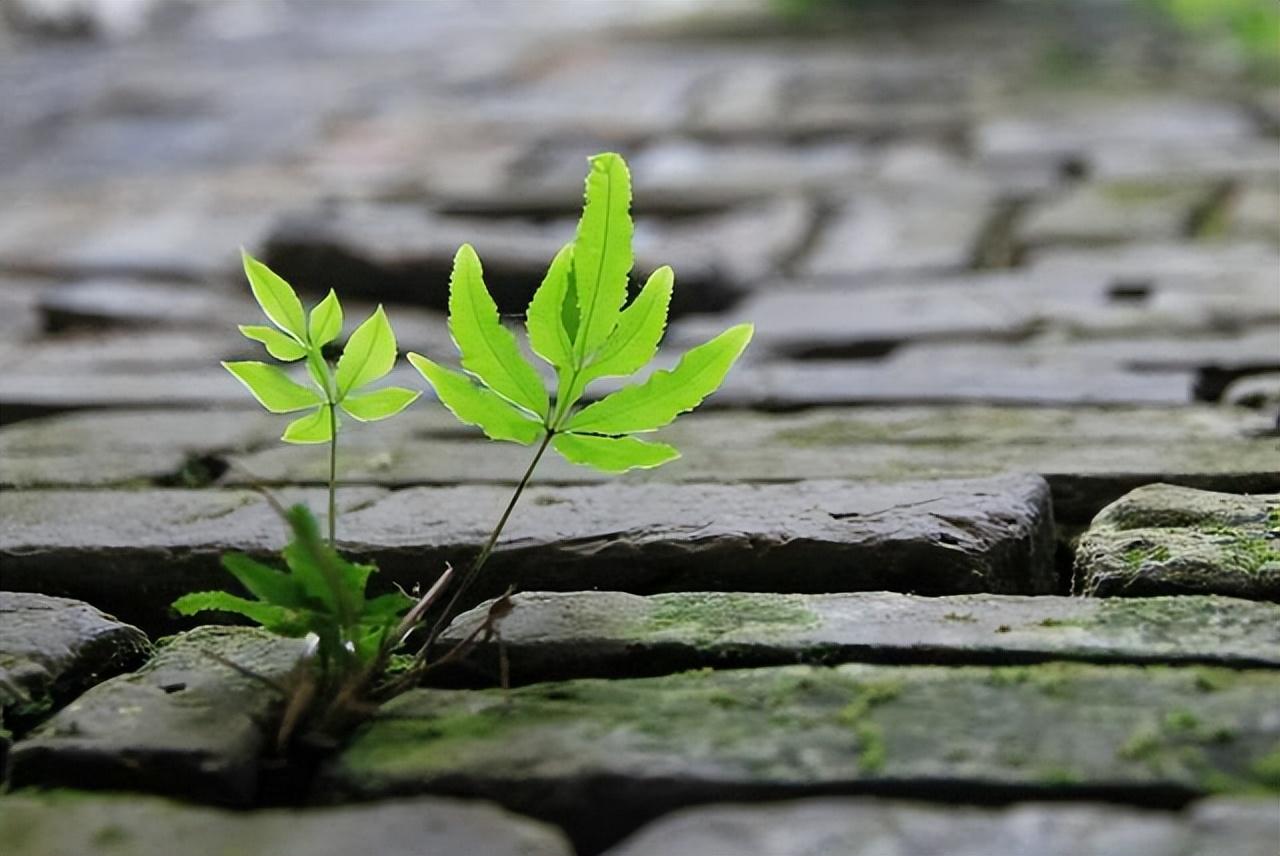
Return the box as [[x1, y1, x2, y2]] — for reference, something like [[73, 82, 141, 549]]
[[603, 797, 1280, 856], [343, 475, 1057, 602], [321, 663, 1280, 853], [261, 198, 809, 316], [436, 591, 1280, 684], [225, 403, 1278, 517], [671, 277, 1279, 361], [0, 477, 1055, 633], [8, 406, 1270, 523], [975, 99, 1255, 165], [0, 407, 276, 487], [10, 627, 307, 804], [0, 592, 151, 732], [0, 792, 573, 856], [37, 278, 250, 332], [0, 487, 387, 631], [798, 185, 991, 280], [1075, 484, 1280, 600]]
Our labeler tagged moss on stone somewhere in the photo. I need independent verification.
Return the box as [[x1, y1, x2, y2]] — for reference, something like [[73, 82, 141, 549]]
[[638, 593, 820, 644], [1249, 746, 1280, 789]]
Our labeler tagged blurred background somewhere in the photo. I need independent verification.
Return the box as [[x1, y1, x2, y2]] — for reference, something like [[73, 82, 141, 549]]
[[0, 0, 1277, 483]]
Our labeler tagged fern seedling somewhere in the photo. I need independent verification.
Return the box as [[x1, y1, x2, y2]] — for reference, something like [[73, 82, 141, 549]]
[[224, 251, 421, 544], [408, 151, 753, 655], [172, 254, 431, 744]]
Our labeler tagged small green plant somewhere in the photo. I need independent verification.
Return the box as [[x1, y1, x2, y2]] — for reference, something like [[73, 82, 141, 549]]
[[223, 250, 420, 544], [174, 252, 428, 744], [171, 151, 751, 743], [407, 151, 752, 657]]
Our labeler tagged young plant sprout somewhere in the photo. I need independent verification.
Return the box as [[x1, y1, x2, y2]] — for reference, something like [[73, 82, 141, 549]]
[[408, 151, 753, 659], [223, 251, 420, 544], [171, 151, 751, 745], [174, 254, 428, 744]]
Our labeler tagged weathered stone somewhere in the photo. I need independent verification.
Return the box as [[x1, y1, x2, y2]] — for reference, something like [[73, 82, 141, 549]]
[[714, 358, 1193, 407], [1075, 485, 1280, 600], [670, 274, 1278, 360], [0, 477, 1055, 634], [0, 593, 151, 732], [37, 278, 250, 332], [261, 199, 809, 316], [10, 627, 306, 803], [1019, 182, 1214, 247], [0, 487, 387, 631], [0, 791, 573, 856], [1087, 138, 1280, 183], [976, 99, 1254, 165], [1026, 240, 1280, 283], [0, 407, 274, 487], [9, 405, 1275, 523], [321, 663, 1280, 853], [603, 797, 1280, 856], [799, 187, 991, 280], [437, 591, 1280, 683], [342, 474, 1056, 601]]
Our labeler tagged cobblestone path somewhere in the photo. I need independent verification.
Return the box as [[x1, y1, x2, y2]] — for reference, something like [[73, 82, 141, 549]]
[[1, 2, 1277, 854]]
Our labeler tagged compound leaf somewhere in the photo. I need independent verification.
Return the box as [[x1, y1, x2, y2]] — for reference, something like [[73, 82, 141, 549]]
[[239, 325, 307, 362], [408, 353, 544, 445], [223, 361, 324, 413], [340, 386, 420, 422], [526, 243, 576, 370], [221, 552, 306, 607], [568, 265, 673, 405], [573, 153, 633, 363], [282, 405, 332, 444], [553, 432, 680, 473], [335, 305, 397, 398], [448, 244, 548, 418], [243, 250, 306, 342], [565, 323, 752, 435], [172, 591, 308, 635], [309, 289, 343, 348]]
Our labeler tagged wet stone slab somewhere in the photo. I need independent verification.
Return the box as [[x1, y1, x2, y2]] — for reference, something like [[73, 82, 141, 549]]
[[0, 477, 1056, 633], [10, 627, 306, 804], [320, 663, 1280, 853], [260, 198, 809, 316], [0, 487, 388, 631], [602, 797, 1280, 856], [0, 592, 151, 733], [436, 591, 1280, 684], [339, 475, 1057, 602], [5, 406, 1275, 524], [1075, 484, 1280, 600], [0, 791, 572, 856]]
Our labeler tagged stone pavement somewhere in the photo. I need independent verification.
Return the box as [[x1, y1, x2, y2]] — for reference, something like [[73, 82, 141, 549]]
[[0, 1, 1277, 854]]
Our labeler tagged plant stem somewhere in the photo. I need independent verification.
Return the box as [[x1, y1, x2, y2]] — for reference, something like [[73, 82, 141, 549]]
[[327, 402, 338, 546], [424, 429, 554, 655]]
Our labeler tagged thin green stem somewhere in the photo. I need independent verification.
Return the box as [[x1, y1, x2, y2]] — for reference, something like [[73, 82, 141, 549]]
[[424, 429, 554, 656], [327, 403, 338, 546]]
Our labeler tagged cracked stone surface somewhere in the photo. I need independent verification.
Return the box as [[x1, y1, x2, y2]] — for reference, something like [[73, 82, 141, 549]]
[[321, 663, 1280, 853], [10, 627, 306, 804], [0, 792, 573, 856], [436, 591, 1280, 683], [0, 592, 151, 733], [0, 476, 1054, 633], [602, 797, 1280, 856]]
